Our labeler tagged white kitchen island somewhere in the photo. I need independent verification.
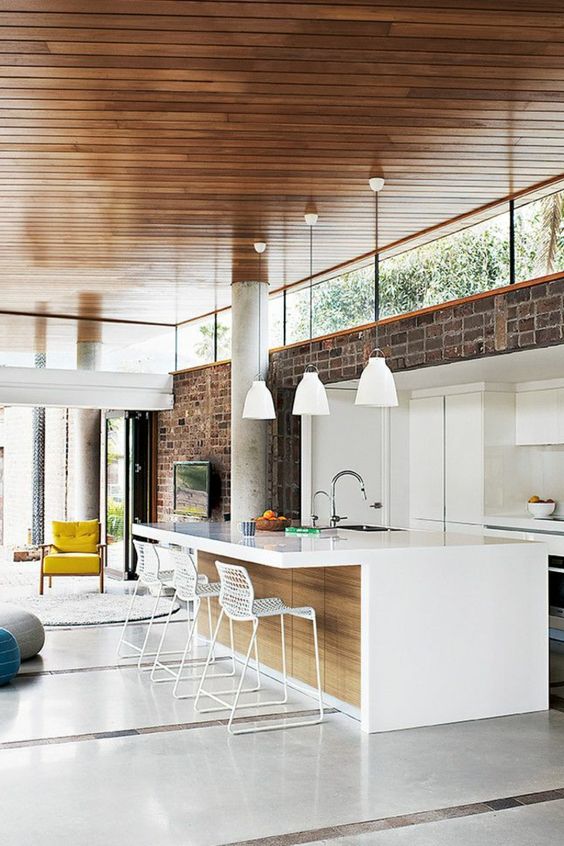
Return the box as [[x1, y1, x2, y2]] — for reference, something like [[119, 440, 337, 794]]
[[133, 522, 548, 734]]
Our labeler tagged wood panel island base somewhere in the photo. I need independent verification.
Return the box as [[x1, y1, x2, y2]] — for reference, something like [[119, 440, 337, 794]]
[[133, 523, 549, 734]]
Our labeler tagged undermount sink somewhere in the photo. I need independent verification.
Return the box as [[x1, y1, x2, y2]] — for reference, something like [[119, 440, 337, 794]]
[[339, 524, 403, 532]]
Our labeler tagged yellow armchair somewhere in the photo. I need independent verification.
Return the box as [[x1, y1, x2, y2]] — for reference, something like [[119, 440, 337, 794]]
[[39, 520, 106, 595]]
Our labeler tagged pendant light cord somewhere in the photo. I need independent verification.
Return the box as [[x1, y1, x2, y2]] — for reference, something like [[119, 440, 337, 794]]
[[257, 251, 261, 377], [374, 188, 380, 346], [309, 223, 313, 341]]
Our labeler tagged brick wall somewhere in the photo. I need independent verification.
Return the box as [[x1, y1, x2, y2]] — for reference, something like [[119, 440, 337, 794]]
[[157, 363, 231, 521], [158, 275, 564, 522]]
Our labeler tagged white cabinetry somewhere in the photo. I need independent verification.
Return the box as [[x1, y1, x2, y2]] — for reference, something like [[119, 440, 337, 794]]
[[515, 389, 564, 445], [409, 396, 444, 523], [445, 393, 484, 524], [409, 388, 513, 529]]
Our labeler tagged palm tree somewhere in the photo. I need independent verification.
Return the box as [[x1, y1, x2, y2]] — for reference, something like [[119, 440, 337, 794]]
[[534, 191, 564, 276]]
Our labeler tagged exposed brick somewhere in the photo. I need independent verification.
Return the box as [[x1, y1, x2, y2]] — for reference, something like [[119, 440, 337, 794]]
[[535, 310, 561, 329], [519, 331, 535, 347], [426, 323, 443, 338], [157, 363, 232, 522], [536, 296, 562, 313], [530, 284, 549, 299], [537, 326, 563, 345], [516, 301, 534, 318], [464, 314, 484, 330], [518, 318, 535, 332], [510, 287, 533, 303], [472, 298, 493, 314]]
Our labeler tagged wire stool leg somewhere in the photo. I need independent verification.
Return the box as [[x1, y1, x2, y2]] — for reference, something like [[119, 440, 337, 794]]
[[226, 621, 259, 734], [137, 583, 163, 670], [229, 613, 324, 736], [150, 590, 179, 682], [194, 608, 224, 709], [116, 579, 141, 658]]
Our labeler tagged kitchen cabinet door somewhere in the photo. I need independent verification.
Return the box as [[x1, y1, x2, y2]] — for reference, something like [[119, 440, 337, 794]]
[[516, 390, 559, 445], [409, 396, 444, 522], [445, 392, 484, 524]]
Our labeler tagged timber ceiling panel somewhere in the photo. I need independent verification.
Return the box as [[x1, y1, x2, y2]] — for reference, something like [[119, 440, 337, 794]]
[[1, 0, 564, 326]]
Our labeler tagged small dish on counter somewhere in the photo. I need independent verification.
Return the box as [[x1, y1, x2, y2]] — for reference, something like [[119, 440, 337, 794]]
[[527, 501, 556, 519], [255, 517, 289, 531]]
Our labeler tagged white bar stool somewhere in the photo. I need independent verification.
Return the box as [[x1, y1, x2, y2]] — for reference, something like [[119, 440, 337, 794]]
[[150, 546, 257, 698], [116, 539, 177, 669], [194, 560, 324, 735]]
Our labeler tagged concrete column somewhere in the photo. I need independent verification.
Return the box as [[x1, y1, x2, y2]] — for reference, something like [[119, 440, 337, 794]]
[[32, 351, 46, 544], [72, 335, 102, 521], [230, 280, 269, 523]]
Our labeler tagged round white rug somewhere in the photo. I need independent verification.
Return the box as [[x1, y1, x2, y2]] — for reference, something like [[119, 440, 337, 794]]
[[0, 559, 179, 627], [1, 592, 180, 627]]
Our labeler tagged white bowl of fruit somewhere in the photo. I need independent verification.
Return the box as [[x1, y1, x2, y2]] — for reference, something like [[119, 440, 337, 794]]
[[527, 496, 556, 519]]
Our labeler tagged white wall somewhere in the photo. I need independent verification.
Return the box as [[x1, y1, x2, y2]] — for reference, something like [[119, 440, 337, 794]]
[[308, 388, 384, 526], [508, 445, 564, 518]]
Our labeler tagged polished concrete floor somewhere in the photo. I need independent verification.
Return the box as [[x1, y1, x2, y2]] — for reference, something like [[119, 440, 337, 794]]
[[3, 601, 564, 845]]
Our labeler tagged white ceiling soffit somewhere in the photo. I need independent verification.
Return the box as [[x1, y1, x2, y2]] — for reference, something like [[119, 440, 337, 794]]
[[0, 367, 173, 410]]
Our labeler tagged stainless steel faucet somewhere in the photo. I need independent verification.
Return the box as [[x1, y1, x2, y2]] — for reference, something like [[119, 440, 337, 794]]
[[311, 489, 330, 527], [330, 470, 367, 527]]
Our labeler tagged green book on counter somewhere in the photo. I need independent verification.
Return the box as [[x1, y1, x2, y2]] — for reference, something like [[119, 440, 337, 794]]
[[285, 526, 321, 535]]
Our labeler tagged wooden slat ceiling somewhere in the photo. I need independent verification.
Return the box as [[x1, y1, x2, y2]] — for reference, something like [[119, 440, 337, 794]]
[[1, 0, 564, 327]]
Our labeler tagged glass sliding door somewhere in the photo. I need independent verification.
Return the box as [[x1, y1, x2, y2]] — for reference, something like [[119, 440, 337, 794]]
[[105, 413, 126, 576], [104, 410, 155, 579]]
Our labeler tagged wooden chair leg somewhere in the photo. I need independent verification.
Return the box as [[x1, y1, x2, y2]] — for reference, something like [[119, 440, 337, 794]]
[[100, 566, 104, 593], [39, 571, 44, 595], [48, 576, 52, 589]]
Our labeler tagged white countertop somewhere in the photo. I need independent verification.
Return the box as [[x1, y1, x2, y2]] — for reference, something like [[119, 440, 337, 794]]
[[133, 521, 532, 568], [485, 513, 564, 534]]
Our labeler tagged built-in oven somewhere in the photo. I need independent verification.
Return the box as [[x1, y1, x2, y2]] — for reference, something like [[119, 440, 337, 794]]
[[549, 555, 564, 617]]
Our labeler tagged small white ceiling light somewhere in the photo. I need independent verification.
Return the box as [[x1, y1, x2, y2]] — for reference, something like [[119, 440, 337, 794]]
[[242, 241, 276, 419], [368, 176, 385, 193], [293, 211, 330, 416], [356, 176, 398, 408]]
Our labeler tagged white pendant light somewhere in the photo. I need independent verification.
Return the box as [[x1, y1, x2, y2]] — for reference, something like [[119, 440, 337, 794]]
[[356, 177, 398, 408], [355, 349, 398, 407], [242, 242, 276, 420], [293, 365, 330, 416], [292, 212, 330, 416], [243, 378, 275, 418]]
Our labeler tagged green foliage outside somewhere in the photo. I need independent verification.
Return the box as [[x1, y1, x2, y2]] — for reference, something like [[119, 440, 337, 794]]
[[107, 497, 124, 541], [193, 320, 230, 362], [190, 190, 564, 358], [515, 191, 564, 280]]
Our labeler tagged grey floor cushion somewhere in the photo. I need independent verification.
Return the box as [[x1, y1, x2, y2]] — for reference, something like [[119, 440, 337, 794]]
[[0, 602, 45, 660]]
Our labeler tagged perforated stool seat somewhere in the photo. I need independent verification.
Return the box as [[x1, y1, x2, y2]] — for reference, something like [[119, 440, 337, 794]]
[[252, 598, 315, 619]]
